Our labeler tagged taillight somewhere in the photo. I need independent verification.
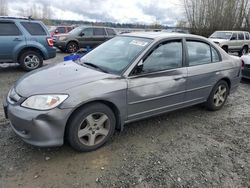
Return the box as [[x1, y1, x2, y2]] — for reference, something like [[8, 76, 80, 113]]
[[47, 37, 54, 47]]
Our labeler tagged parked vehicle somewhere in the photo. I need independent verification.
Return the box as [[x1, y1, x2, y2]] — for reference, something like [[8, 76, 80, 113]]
[[53, 26, 117, 53], [49, 26, 73, 36], [240, 55, 250, 79], [3, 32, 241, 152], [0, 16, 56, 71], [209, 31, 250, 56]]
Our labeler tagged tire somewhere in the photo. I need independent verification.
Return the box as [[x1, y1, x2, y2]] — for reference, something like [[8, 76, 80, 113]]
[[206, 80, 229, 111], [66, 42, 79, 53], [67, 103, 116, 152], [239, 46, 248, 56], [222, 46, 228, 53], [19, 50, 43, 71]]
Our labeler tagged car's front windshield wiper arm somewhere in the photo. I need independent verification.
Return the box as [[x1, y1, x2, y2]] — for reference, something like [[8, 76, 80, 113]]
[[82, 62, 109, 73]]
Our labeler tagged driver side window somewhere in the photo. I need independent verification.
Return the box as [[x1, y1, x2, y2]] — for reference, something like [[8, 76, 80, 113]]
[[82, 28, 93, 36], [142, 40, 183, 73]]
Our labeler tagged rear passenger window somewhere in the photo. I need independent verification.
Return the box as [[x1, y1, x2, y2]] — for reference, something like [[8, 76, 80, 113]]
[[211, 47, 220, 62], [238, 32, 244, 40], [106, 28, 116, 36], [0, 22, 20, 36], [245, 32, 250, 40], [21, 22, 47, 36], [187, 41, 212, 66], [93, 28, 106, 36]]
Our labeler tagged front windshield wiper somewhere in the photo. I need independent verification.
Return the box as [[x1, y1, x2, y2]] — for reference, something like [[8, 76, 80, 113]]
[[82, 62, 109, 73]]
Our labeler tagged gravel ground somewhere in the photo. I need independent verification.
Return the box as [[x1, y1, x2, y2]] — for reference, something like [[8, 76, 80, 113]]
[[0, 53, 250, 188]]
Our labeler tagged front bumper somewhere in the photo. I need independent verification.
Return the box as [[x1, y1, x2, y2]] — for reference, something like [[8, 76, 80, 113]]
[[3, 97, 72, 147], [242, 66, 250, 79]]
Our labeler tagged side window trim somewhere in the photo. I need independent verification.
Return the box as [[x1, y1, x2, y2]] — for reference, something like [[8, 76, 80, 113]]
[[129, 38, 185, 77], [184, 38, 222, 67]]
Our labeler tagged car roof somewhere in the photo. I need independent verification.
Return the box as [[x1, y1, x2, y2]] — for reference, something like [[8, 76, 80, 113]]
[[121, 32, 205, 40], [77, 25, 115, 29], [214, 30, 249, 33]]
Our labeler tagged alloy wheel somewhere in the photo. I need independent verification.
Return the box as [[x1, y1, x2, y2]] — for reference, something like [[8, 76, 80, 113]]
[[213, 85, 227, 107], [24, 55, 40, 69], [78, 113, 110, 146]]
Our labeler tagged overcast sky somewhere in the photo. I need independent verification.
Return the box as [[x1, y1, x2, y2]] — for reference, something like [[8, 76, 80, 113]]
[[8, 0, 184, 26]]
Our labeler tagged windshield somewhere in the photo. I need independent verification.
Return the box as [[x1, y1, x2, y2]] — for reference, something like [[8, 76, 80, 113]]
[[210, 31, 232, 39], [80, 36, 152, 74], [69, 27, 83, 35]]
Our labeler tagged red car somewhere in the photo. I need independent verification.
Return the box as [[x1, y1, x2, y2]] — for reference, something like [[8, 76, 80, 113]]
[[49, 26, 73, 36]]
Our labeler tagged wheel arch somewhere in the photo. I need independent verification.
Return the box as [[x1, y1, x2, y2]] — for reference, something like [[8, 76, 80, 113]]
[[220, 77, 231, 90], [16, 47, 45, 62], [64, 100, 122, 140], [66, 40, 79, 47]]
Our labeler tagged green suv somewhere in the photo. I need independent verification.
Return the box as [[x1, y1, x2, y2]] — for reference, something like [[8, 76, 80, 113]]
[[53, 26, 116, 53], [0, 16, 56, 71]]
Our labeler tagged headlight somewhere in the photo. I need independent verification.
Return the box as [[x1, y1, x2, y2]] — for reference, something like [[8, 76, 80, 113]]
[[59, 36, 67, 41], [21, 95, 68, 110]]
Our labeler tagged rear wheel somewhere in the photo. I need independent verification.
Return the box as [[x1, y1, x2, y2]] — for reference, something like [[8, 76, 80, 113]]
[[206, 80, 229, 111], [66, 42, 79, 53], [19, 50, 43, 71], [67, 103, 116, 152]]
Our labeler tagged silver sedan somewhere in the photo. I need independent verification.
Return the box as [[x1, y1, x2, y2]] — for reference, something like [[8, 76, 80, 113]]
[[3, 32, 242, 151]]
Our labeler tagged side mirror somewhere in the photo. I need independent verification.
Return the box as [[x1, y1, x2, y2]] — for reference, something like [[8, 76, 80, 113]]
[[55, 29, 59, 33], [133, 60, 144, 75], [80, 32, 85, 36]]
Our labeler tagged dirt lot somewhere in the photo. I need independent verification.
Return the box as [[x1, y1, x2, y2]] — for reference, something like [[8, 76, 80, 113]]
[[0, 53, 250, 188]]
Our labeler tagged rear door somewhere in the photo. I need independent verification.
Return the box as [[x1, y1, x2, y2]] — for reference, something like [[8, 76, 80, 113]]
[[92, 27, 107, 47], [237, 32, 245, 50], [228, 32, 238, 51], [0, 21, 25, 62], [20, 21, 48, 47], [185, 39, 222, 103]]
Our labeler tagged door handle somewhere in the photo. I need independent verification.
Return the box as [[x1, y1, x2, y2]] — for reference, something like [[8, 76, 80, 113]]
[[13, 38, 22, 41]]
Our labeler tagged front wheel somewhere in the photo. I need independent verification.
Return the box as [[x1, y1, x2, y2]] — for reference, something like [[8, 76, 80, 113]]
[[19, 51, 43, 71], [206, 80, 229, 111], [67, 103, 116, 152]]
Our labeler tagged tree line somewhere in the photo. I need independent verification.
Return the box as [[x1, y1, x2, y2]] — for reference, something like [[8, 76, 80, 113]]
[[183, 0, 250, 36]]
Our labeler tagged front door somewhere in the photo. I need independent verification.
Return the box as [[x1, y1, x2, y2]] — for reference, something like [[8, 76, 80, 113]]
[[0, 21, 25, 62], [127, 39, 187, 120]]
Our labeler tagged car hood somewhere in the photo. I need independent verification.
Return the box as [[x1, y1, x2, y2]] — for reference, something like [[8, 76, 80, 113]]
[[15, 61, 112, 97], [210, 38, 229, 43]]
